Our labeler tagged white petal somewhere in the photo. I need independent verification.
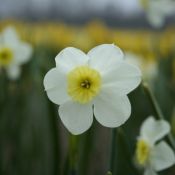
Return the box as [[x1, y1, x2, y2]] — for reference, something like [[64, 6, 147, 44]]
[[140, 117, 170, 144], [88, 44, 124, 75], [146, 11, 165, 28], [43, 68, 70, 105], [144, 167, 158, 175], [150, 141, 175, 171], [102, 61, 141, 95], [2, 27, 19, 47], [93, 91, 131, 127], [146, 0, 168, 28], [55, 47, 89, 73], [59, 101, 93, 135], [149, 0, 175, 15], [14, 42, 32, 64], [6, 65, 21, 80]]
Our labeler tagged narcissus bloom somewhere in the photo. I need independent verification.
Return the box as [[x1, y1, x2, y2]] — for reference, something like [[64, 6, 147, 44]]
[[135, 117, 175, 175], [139, 0, 175, 28], [44, 44, 141, 135], [0, 27, 32, 80]]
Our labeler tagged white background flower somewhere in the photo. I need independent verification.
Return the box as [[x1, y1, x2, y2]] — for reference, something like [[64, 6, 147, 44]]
[[0, 26, 32, 80], [136, 116, 175, 175], [139, 0, 175, 28], [44, 44, 141, 135]]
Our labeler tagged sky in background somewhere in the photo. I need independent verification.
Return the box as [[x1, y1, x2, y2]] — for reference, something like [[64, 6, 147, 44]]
[[1, 0, 175, 29], [0, 0, 143, 19]]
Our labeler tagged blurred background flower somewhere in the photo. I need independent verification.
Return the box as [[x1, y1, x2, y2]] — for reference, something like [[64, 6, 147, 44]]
[[135, 116, 175, 175], [0, 0, 175, 175], [0, 27, 32, 80], [139, 0, 175, 28]]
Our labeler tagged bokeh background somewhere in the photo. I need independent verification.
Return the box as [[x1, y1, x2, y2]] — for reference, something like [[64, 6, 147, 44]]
[[0, 0, 175, 175]]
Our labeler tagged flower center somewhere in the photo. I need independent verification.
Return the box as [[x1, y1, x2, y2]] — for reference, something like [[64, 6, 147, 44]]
[[81, 80, 91, 89], [67, 65, 101, 104], [136, 139, 150, 166], [0, 47, 13, 66]]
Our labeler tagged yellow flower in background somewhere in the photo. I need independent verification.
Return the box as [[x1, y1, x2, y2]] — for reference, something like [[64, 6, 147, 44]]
[[86, 21, 111, 44], [0, 26, 32, 80], [139, 0, 175, 28], [71, 29, 94, 52], [1, 21, 175, 58], [43, 44, 141, 135], [135, 117, 175, 175], [113, 30, 153, 56], [55, 23, 75, 48]]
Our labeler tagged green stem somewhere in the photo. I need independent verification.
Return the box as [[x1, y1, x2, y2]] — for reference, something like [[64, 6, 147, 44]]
[[118, 128, 140, 175], [142, 83, 175, 150], [109, 128, 117, 173], [0, 72, 8, 112], [48, 102, 61, 175], [69, 135, 78, 175], [78, 127, 94, 175]]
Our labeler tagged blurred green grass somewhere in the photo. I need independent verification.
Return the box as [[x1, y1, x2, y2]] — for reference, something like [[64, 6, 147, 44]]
[[0, 24, 175, 175]]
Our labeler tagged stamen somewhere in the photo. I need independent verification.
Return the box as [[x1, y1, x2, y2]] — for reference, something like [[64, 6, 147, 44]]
[[81, 80, 91, 89]]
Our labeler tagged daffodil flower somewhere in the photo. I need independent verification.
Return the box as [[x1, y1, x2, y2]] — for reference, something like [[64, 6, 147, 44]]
[[140, 0, 175, 28], [0, 27, 32, 80], [135, 116, 175, 175], [44, 44, 141, 135]]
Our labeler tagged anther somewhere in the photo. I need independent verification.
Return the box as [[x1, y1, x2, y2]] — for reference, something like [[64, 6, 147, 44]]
[[81, 80, 91, 89]]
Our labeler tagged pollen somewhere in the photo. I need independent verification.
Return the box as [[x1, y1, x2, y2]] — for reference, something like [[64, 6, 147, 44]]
[[136, 139, 150, 166], [67, 66, 101, 104], [0, 47, 13, 66]]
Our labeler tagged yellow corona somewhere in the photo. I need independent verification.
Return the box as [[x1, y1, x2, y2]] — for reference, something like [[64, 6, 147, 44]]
[[136, 139, 150, 166], [140, 0, 148, 9], [67, 66, 101, 104], [0, 47, 13, 66]]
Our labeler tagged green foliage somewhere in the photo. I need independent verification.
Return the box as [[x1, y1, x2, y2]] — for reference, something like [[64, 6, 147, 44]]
[[0, 45, 175, 175]]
